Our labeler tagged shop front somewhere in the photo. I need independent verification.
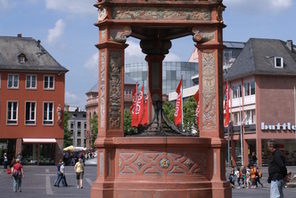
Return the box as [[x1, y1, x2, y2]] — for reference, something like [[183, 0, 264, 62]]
[[0, 139, 16, 165], [21, 138, 57, 165]]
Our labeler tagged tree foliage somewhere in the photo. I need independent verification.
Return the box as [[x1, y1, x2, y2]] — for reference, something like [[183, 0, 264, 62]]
[[124, 109, 136, 135], [63, 111, 72, 147], [90, 114, 98, 148]]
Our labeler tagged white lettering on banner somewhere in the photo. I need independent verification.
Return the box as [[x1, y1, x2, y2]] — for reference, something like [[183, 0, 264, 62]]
[[135, 90, 143, 115], [174, 93, 181, 116], [261, 122, 296, 132]]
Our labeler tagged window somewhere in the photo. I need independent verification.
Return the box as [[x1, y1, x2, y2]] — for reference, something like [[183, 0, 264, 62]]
[[244, 110, 256, 125], [77, 139, 81, 147], [274, 57, 284, 68], [77, 122, 81, 129], [232, 112, 241, 126], [232, 84, 242, 99], [8, 74, 19, 88], [77, 130, 81, 137], [7, 101, 18, 124], [25, 102, 36, 124], [70, 121, 74, 129], [18, 53, 27, 64], [244, 80, 255, 96], [43, 102, 54, 125], [43, 75, 55, 89], [26, 75, 37, 89]]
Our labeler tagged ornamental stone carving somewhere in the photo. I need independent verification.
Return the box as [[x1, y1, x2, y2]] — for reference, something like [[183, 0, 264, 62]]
[[111, 7, 211, 21], [100, 52, 106, 128], [108, 51, 122, 129], [192, 27, 215, 43], [110, 26, 132, 43], [119, 151, 207, 177], [201, 51, 216, 129]]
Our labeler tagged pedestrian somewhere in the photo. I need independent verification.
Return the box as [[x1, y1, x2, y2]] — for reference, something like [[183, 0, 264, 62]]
[[55, 161, 68, 187], [74, 158, 85, 189], [12, 158, 24, 192], [251, 152, 257, 166], [250, 165, 257, 188], [267, 140, 287, 198], [3, 153, 8, 170], [256, 166, 263, 187], [246, 165, 251, 189], [235, 167, 241, 188], [54, 160, 64, 187]]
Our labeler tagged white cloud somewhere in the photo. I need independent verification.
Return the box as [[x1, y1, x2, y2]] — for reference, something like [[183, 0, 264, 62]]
[[47, 19, 65, 45], [45, 0, 96, 15], [225, 0, 292, 13], [125, 40, 146, 64], [65, 91, 86, 109], [164, 53, 181, 62], [84, 52, 98, 70]]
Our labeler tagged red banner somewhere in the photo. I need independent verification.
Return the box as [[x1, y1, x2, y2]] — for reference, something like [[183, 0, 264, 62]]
[[174, 79, 182, 126], [224, 82, 229, 127], [193, 89, 199, 128], [136, 84, 144, 126], [142, 94, 149, 125], [130, 85, 138, 127]]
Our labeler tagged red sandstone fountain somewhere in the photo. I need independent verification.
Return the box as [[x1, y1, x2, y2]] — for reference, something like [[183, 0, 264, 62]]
[[91, 1, 231, 197]]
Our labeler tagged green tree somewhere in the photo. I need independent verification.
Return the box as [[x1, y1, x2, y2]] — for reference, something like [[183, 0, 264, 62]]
[[183, 96, 199, 134], [124, 109, 136, 135], [90, 114, 98, 148], [63, 111, 72, 147], [162, 101, 175, 123]]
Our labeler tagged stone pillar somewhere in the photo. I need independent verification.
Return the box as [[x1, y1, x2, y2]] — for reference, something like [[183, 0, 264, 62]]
[[140, 40, 171, 131], [193, 26, 230, 197], [15, 138, 22, 157], [91, 25, 130, 198]]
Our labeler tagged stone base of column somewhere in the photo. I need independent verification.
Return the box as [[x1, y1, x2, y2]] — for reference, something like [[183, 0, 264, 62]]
[[91, 137, 231, 198]]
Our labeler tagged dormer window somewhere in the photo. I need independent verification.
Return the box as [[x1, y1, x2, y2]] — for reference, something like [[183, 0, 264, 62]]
[[274, 57, 283, 68], [18, 53, 27, 64]]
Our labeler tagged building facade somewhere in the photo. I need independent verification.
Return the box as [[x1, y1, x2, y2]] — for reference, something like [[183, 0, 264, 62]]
[[225, 38, 296, 166], [68, 109, 87, 148], [0, 35, 67, 165]]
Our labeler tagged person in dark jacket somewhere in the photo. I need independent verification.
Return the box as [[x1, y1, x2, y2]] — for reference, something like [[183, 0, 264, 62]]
[[267, 140, 287, 198]]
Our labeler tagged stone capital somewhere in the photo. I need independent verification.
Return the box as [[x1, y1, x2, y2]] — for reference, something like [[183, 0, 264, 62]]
[[140, 40, 172, 56], [192, 27, 215, 44], [109, 26, 132, 44]]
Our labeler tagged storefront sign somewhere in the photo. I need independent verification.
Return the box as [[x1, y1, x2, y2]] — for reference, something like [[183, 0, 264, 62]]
[[261, 122, 296, 131]]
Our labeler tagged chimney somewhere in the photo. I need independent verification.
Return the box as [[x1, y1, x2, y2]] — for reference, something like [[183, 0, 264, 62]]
[[17, 33, 22, 38], [286, 40, 293, 52]]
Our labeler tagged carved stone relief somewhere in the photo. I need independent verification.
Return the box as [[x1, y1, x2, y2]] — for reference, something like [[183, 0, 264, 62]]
[[192, 27, 215, 43], [111, 7, 211, 21], [108, 51, 122, 129], [110, 26, 132, 43], [201, 51, 216, 129], [100, 52, 106, 128], [119, 151, 207, 177], [98, 7, 107, 22]]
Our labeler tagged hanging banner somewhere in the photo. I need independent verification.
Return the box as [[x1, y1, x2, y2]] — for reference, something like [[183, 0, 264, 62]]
[[174, 79, 182, 126], [224, 82, 229, 127], [193, 89, 199, 128], [130, 85, 138, 127]]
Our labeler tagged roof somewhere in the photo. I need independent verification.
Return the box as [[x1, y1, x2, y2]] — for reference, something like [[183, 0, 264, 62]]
[[0, 36, 68, 73], [225, 38, 296, 81], [86, 75, 137, 94]]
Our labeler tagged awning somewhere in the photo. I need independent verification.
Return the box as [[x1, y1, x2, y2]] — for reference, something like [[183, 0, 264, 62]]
[[23, 138, 56, 143]]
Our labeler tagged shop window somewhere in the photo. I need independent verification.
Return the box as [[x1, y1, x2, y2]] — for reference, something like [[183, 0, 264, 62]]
[[43, 102, 54, 125], [26, 75, 37, 89], [7, 101, 18, 125], [8, 74, 19, 89], [43, 75, 55, 89], [25, 102, 36, 125]]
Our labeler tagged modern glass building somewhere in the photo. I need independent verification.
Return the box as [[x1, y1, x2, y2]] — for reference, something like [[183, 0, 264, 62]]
[[125, 62, 198, 95]]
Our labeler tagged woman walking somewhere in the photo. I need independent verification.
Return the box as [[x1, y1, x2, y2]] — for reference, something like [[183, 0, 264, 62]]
[[74, 158, 84, 189], [12, 159, 24, 192]]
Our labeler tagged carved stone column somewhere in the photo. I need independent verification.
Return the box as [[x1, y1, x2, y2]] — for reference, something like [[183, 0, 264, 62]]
[[192, 26, 227, 192], [140, 40, 171, 132]]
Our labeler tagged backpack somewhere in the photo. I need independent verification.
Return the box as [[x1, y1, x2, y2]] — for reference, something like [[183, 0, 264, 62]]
[[12, 168, 22, 177]]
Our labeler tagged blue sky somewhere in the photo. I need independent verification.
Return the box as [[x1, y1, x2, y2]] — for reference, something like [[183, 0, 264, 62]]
[[0, 0, 295, 109]]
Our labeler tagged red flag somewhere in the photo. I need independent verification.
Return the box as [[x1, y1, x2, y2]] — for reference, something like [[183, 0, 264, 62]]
[[193, 89, 199, 128], [136, 84, 144, 125], [130, 85, 138, 127], [142, 94, 149, 125], [174, 79, 182, 126], [224, 82, 229, 127]]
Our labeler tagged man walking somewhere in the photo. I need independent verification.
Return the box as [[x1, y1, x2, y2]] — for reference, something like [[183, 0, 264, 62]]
[[267, 140, 287, 198]]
